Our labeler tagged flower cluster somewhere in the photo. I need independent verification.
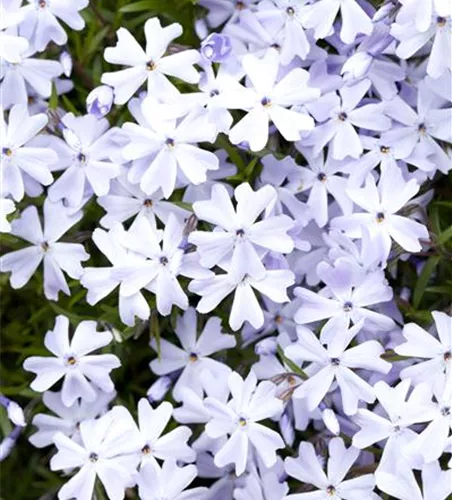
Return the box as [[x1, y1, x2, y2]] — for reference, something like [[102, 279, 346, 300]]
[[1, 0, 451, 499]]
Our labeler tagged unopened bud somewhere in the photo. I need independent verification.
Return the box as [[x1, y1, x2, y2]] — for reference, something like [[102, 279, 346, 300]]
[[147, 376, 172, 403], [201, 33, 232, 63], [86, 85, 114, 119], [255, 337, 278, 356], [322, 408, 340, 436], [59, 49, 72, 77]]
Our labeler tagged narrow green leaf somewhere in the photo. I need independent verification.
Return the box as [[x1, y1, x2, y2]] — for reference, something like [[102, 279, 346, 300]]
[[119, 0, 162, 13], [437, 224, 452, 245], [277, 345, 308, 380], [412, 255, 440, 309], [49, 83, 58, 110]]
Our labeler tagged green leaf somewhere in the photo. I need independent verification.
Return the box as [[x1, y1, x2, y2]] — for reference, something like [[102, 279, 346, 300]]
[[119, 0, 162, 13], [49, 83, 58, 110], [277, 345, 308, 380], [437, 224, 452, 245], [150, 311, 161, 359], [412, 255, 441, 309]]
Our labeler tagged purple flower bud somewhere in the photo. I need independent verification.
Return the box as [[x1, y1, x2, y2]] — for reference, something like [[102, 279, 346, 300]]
[[59, 49, 72, 77], [255, 337, 278, 356], [279, 407, 295, 446], [86, 85, 114, 119], [0, 395, 25, 427], [147, 376, 172, 403], [0, 426, 22, 461], [201, 33, 232, 63]]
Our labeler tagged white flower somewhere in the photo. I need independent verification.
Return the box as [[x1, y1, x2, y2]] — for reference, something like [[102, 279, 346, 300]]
[[294, 259, 395, 339], [129, 398, 195, 468], [138, 459, 208, 500], [20, 0, 88, 52], [1, 104, 56, 201], [284, 438, 376, 499], [118, 214, 212, 316], [0, 1, 28, 63], [48, 113, 121, 208], [204, 370, 284, 476], [352, 379, 421, 468], [189, 183, 294, 281], [376, 459, 452, 500], [81, 225, 151, 326], [50, 406, 141, 500], [189, 266, 295, 331], [122, 98, 219, 198], [0, 197, 15, 233], [0, 49, 62, 109], [29, 389, 116, 448], [97, 171, 189, 230], [102, 17, 200, 104], [218, 49, 319, 151], [0, 200, 89, 300], [395, 311, 451, 391], [331, 169, 429, 261], [150, 307, 236, 401], [23, 315, 120, 407], [286, 321, 391, 415]]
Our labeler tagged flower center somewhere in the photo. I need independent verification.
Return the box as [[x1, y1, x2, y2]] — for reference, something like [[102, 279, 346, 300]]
[[160, 256, 169, 266], [437, 16, 447, 27], [418, 123, 427, 135], [343, 301, 353, 312], [77, 152, 87, 163], [441, 406, 450, 416], [235, 1, 245, 10], [331, 358, 340, 366], [2, 148, 13, 157], [261, 97, 272, 108], [238, 417, 247, 427], [143, 199, 153, 208], [40, 241, 50, 252], [189, 352, 198, 362], [286, 6, 295, 15], [65, 355, 78, 367], [236, 229, 245, 237], [376, 212, 385, 223], [338, 112, 347, 121], [141, 444, 152, 455], [326, 485, 336, 496], [165, 138, 175, 148], [38, 0, 47, 8], [380, 146, 390, 154], [209, 89, 220, 97], [317, 172, 327, 182], [89, 452, 99, 462], [444, 351, 451, 361], [146, 60, 157, 71], [274, 314, 283, 324]]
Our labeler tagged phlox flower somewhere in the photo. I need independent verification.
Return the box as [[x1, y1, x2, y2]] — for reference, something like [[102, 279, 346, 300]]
[[189, 265, 295, 331], [81, 225, 151, 326], [331, 169, 429, 261], [395, 311, 451, 391], [286, 321, 391, 415], [48, 113, 121, 208], [117, 214, 212, 316], [204, 370, 284, 476], [0, 49, 62, 109], [50, 406, 141, 500], [29, 389, 116, 448], [128, 398, 195, 468], [199, 0, 257, 28], [0, 200, 89, 300], [0, 197, 15, 233], [150, 307, 236, 401], [294, 259, 395, 338], [102, 17, 200, 104], [138, 459, 208, 500], [189, 182, 294, 281], [20, 0, 88, 52], [376, 459, 452, 500], [23, 315, 120, 407], [122, 98, 219, 198], [284, 438, 376, 499], [218, 49, 320, 151], [1, 104, 56, 201], [307, 80, 391, 160], [0, 1, 28, 63], [301, 0, 373, 43]]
